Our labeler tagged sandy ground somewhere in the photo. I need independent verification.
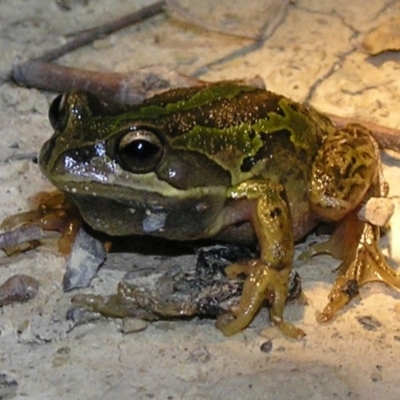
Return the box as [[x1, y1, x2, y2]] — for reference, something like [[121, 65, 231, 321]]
[[1, 1, 400, 399]]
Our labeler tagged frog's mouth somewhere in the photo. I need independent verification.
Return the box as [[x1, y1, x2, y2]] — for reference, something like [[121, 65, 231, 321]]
[[63, 185, 227, 240]]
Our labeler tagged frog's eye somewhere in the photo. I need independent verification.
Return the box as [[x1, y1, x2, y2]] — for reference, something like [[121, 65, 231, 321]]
[[49, 94, 68, 130], [117, 129, 164, 174]]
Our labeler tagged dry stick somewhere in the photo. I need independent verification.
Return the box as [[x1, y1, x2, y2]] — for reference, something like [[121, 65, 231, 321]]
[[0, 1, 166, 86], [327, 113, 400, 152], [13, 61, 201, 104], [14, 62, 141, 101]]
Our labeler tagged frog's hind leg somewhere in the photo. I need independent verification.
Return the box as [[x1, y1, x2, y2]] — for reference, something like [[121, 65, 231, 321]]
[[309, 123, 399, 321], [315, 212, 400, 322]]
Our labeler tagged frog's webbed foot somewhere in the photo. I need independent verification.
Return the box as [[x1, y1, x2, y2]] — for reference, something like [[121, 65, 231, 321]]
[[216, 260, 306, 339], [304, 212, 400, 322]]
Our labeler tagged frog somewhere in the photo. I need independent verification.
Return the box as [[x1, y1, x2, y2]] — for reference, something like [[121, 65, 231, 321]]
[[38, 81, 400, 338]]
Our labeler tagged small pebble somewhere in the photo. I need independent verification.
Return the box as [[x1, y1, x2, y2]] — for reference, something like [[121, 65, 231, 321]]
[[121, 318, 148, 334], [370, 371, 382, 382], [0, 274, 39, 307], [260, 340, 273, 353], [357, 197, 394, 227]]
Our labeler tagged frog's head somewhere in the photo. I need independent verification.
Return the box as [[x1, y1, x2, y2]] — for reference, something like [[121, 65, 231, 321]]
[[39, 91, 231, 239]]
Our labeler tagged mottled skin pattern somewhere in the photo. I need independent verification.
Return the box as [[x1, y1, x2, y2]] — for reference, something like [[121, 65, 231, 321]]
[[39, 81, 400, 337]]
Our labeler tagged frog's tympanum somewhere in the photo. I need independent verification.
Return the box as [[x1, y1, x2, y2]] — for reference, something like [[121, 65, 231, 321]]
[[39, 81, 400, 338]]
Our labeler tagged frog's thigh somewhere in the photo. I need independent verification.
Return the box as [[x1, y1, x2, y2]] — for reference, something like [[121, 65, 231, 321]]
[[218, 180, 304, 338], [309, 124, 400, 321], [310, 123, 379, 221]]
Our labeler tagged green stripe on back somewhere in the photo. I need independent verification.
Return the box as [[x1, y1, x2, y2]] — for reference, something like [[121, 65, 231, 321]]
[[119, 82, 257, 120]]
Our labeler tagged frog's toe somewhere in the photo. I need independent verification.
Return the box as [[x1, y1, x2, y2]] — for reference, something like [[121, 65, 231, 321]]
[[224, 260, 257, 279], [217, 263, 304, 338], [1, 191, 83, 255], [319, 222, 400, 322], [317, 276, 359, 322], [270, 318, 306, 339]]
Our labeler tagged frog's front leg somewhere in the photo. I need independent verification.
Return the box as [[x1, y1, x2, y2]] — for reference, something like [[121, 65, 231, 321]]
[[310, 123, 400, 321], [216, 180, 305, 338]]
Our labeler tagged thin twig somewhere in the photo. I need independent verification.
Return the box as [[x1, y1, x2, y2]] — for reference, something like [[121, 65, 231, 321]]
[[31, 1, 166, 63], [0, 1, 166, 86]]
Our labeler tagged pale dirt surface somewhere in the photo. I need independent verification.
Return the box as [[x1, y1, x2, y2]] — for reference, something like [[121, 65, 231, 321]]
[[1, 1, 400, 399]]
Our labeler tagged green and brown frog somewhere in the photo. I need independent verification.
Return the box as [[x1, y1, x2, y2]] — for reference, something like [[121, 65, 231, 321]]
[[37, 81, 400, 338]]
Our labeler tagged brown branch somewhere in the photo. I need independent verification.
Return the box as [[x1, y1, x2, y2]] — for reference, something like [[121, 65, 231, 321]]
[[327, 113, 400, 152], [13, 61, 202, 104]]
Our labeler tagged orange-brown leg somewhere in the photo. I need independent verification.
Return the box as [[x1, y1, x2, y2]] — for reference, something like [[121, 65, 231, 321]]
[[216, 180, 305, 338]]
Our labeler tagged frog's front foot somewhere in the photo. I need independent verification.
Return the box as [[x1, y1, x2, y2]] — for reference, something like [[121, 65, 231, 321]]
[[1, 191, 82, 254], [216, 260, 305, 339], [312, 215, 400, 322]]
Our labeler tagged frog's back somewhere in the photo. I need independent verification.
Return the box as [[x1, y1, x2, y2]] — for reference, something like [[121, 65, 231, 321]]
[[134, 82, 334, 185]]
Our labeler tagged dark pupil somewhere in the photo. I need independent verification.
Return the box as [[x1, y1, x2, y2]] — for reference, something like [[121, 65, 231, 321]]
[[124, 139, 159, 160], [118, 130, 164, 174]]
